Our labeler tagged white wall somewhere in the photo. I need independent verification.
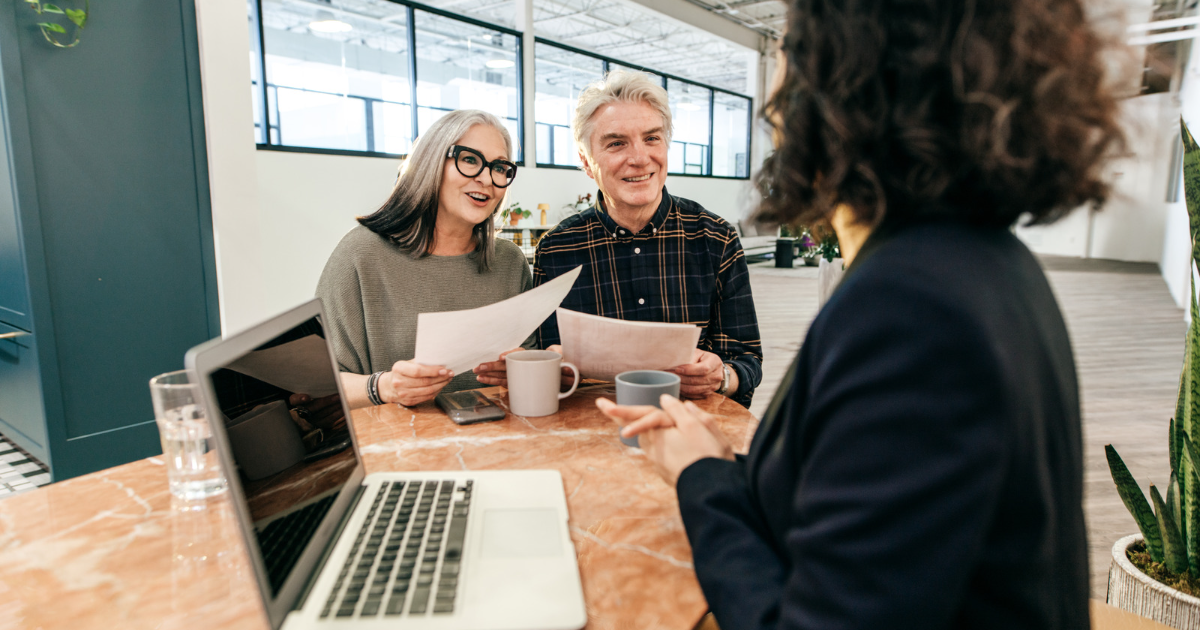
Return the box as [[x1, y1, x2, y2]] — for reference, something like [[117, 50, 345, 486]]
[[1016, 93, 1177, 264]]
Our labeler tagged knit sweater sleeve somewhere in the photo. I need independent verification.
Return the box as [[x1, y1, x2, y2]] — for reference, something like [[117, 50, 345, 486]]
[[315, 234, 371, 375]]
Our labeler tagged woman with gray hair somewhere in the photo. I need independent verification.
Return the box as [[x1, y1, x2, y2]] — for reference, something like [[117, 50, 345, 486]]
[[316, 109, 529, 408]]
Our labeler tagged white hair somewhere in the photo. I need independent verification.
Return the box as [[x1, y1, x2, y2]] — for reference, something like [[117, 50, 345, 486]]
[[572, 69, 673, 164]]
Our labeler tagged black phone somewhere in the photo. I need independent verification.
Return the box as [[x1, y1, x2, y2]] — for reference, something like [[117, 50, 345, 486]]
[[435, 390, 507, 425]]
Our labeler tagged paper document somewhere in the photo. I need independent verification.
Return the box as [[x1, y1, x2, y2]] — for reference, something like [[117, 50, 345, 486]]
[[556, 308, 700, 380], [227, 334, 340, 398], [413, 266, 582, 374]]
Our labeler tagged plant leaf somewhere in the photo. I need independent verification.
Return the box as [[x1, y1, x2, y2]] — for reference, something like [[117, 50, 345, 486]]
[[37, 22, 66, 33], [1107, 444, 1164, 562], [1170, 472, 1184, 539], [1153, 484, 1190, 574], [64, 8, 85, 28], [42, 3, 63, 13]]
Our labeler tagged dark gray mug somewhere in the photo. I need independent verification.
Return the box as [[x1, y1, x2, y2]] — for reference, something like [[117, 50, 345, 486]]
[[614, 370, 681, 447]]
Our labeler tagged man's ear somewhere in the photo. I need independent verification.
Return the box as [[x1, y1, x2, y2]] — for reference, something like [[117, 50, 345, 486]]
[[579, 153, 595, 180]]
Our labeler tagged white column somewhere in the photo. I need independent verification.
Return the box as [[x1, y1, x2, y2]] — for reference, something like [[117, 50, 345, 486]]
[[515, 0, 537, 168]]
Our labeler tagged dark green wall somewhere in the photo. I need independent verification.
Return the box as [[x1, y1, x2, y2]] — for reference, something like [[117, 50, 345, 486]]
[[0, 0, 219, 479]]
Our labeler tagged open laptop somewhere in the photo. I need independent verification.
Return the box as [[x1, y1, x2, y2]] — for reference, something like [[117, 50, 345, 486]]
[[185, 299, 586, 630]]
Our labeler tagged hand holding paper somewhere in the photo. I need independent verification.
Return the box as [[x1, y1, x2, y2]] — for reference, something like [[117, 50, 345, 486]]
[[413, 266, 582, 374], [556, 308, 701, 380]]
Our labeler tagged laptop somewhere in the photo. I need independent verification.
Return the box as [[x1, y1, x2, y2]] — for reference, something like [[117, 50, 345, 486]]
[[185, 299, 587, 630]]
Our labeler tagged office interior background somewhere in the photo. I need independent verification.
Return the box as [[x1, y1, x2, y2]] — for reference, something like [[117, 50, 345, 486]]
[[0, 0, 1198, 527]]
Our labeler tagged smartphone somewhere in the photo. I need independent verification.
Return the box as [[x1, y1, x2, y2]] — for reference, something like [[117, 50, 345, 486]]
[[435, 390, 507, 425]]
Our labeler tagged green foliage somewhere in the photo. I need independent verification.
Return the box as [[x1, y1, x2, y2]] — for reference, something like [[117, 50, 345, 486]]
[[1107, 445, 1165, 562], [23, 0, 87, 48], [1108, 119, 1200, 583], [500, 203, 531, 221], [1153, 484, 1189, 574]]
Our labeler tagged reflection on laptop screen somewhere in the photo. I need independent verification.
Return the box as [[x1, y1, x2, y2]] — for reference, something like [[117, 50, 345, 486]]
[[207, 315, 355, 595]]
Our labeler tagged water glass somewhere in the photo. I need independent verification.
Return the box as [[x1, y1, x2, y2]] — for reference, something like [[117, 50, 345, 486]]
[[150, 370, 227, 501]]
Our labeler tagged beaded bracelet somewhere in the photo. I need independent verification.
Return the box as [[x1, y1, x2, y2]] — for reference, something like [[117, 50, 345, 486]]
[[366, 371, 385, 406]]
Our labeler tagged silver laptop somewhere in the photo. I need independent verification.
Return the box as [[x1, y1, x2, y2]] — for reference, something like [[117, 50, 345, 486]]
[[185, 299, 586, 630]]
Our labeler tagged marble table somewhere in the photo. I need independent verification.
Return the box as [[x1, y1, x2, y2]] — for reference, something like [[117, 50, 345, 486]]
[[0, 384, 757, 629]]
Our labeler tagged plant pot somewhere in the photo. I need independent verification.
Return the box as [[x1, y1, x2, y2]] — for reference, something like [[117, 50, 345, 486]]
[[802, 256, 818, 267], [509, 214, 520, 226], [1108, 533, 1200, 628]]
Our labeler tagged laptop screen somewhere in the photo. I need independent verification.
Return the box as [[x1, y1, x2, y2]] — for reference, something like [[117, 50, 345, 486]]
[[205, 314, 356, 596]]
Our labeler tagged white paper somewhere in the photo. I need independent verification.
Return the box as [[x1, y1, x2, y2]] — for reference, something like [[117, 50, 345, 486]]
[[556, 308, 701, 380], [226, 334, 340, 398], [413, 266, 582, 374]]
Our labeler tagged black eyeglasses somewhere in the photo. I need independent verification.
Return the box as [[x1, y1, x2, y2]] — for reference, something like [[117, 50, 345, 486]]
[[447, 145, 517, 188]]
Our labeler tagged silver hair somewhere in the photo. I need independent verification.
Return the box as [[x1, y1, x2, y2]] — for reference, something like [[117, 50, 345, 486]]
[[572, 69, 673, 165], [358, 109, 513, 273]]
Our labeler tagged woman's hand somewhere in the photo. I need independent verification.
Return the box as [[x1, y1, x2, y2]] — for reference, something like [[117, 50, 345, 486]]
[[379, 360, 454, 407], [472, 348, 522, 387], [595, 395, 735, 486]]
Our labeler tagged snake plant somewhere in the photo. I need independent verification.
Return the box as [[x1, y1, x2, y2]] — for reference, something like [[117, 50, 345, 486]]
[[1107, 118, 1200, 576]]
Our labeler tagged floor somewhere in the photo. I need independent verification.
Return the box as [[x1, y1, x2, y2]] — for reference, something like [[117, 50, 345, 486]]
[[0, 434, 51, 498], [744, 255, 1182, 599]]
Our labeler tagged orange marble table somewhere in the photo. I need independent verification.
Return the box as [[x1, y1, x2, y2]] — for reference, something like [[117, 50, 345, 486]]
[[0, 384, 757, 630]]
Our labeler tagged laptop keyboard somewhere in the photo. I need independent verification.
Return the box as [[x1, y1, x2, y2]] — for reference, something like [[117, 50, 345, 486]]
[[320, 479, 473, 619], [259, 494, 338, 595]]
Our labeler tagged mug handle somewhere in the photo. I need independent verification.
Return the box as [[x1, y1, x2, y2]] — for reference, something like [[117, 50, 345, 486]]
[[558, 362, 580, 399]]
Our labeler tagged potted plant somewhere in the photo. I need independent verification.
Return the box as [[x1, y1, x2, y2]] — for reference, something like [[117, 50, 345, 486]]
[[1105, 119, 1200, 629], [563, 193, 594, 216], [501, 202, 531, 226]]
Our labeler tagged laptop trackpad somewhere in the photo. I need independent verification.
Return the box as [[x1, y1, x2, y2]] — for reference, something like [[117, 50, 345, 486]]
[[481, 509, 563, 558]]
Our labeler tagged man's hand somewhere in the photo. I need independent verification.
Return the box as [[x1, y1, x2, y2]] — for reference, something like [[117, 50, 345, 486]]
[[546, 344, 576, 390], [472, 348, 522, 387], [379, 360, 454, 407], [595, 395, 734, 486], [668, 349, 729, 399]]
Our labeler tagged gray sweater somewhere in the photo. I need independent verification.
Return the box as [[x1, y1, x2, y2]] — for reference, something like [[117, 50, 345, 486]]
[[316, 225, 533, 393]]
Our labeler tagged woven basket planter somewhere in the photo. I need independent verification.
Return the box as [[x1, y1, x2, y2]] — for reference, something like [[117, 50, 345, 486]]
[[1109, 534, 1200, 629]]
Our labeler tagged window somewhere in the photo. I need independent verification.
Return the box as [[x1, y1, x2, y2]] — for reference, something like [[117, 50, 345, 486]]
[[609, 62, 664, 88], [256, 0, 412, 154], [413, 10, 521, 160], [667, 79, 711, 176], [534, 43, 604, 167], [712, 92, 751, 178]]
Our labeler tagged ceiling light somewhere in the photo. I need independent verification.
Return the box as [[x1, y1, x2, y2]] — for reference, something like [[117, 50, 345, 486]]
[[485, 59, 515, 69], [310, 10, 352, 33]]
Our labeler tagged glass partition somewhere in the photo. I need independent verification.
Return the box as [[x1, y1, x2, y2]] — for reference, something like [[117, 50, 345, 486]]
[[712, 92, 751, 178], [535, 43, 605, 166], [667, 79, 711, 175], [413, 10, 521, 160]]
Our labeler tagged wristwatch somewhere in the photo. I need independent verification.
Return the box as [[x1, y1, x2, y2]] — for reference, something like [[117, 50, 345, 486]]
[[716, 363, 733, 396]]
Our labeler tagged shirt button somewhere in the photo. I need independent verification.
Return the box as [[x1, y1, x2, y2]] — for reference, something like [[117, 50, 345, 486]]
[[638, 298, 645, 305], [634, 247, 641, 254]]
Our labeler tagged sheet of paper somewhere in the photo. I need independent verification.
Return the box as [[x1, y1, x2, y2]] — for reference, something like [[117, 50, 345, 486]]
[[556, 308, 700, 380], [413, 266, 582, 374], [226, 334, 340, 398]]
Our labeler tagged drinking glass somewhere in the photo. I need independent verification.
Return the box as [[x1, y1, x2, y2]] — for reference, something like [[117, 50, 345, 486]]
[[150, 370, 227, 501]]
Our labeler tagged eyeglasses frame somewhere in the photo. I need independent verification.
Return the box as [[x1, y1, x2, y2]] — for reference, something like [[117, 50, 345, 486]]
[[447, 145, 518, 188]]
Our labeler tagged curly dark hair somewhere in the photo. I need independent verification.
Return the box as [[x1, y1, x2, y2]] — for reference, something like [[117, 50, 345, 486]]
[[755, 0, 1126, 230]]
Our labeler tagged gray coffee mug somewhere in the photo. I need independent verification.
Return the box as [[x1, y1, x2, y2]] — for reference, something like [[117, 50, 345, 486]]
[[614, 370, 681, 447]]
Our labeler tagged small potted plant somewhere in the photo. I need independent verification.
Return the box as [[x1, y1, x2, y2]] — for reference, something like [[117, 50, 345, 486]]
[[501, 202, 531, 226], [1105, 119, 1200, 628], [563, 193, 594, 216]]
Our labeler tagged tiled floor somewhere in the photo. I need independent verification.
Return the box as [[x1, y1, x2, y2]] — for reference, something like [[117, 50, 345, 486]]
[[0, 435, 50, 498]]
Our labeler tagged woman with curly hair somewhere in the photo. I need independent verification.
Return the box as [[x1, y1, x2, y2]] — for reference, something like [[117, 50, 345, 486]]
[[598, 0, 1124, 628]]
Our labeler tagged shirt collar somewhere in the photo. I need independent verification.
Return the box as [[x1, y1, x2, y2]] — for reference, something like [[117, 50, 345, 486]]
[[592, 188, 672, 238]]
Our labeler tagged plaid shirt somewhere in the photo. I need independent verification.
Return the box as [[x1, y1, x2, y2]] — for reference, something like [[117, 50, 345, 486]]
[[533, 188, 763, 407]]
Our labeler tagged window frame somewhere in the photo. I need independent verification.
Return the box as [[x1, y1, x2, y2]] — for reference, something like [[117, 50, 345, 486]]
[[532, 37, 753, 180], [251, 0, 525, 163], [248, 0, 754, 180]]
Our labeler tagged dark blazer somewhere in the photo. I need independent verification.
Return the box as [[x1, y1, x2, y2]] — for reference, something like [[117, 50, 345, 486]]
[[676, 222, 1087, 630]]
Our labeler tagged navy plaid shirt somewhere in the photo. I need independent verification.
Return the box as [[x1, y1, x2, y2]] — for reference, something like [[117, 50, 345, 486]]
[[533, 188, 763, 407]]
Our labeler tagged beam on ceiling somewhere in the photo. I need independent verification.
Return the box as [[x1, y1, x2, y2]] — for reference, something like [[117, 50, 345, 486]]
[[614, 0, 766, 51]]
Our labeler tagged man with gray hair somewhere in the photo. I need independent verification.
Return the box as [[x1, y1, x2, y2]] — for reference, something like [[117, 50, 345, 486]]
[[533, 70, 763, 407]]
